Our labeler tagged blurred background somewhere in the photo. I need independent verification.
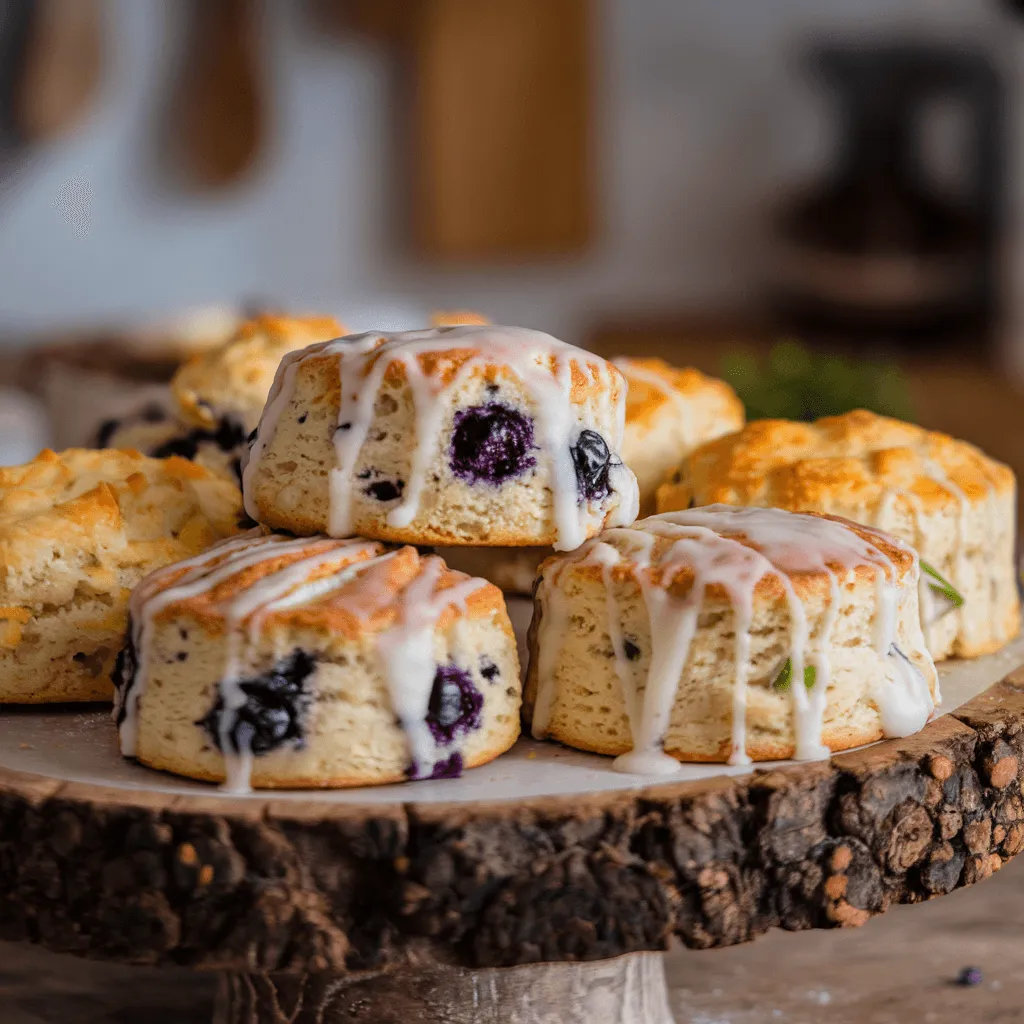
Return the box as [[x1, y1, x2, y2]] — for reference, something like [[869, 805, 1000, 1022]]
[[2, 0, 1024, 475]]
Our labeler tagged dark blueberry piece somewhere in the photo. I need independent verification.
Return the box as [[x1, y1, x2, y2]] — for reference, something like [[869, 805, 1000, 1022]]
[[95, 419, 120, 447], [297, 413, 307, 424], [428, 752, 464, 779], [449, 402, 537, 486], [337, 422, 352, 432], [247, 428, 258, 444], [426, 663, 483, 743], [112, 627, 139, 728], [480, 657, 500, 682], [197, 649, 316, 757], [176, 651, 188, 662], [956, 967, 983, 987], [571, 429, 615, 502], [365, 479, 404, 502], [623, 638, 640, 661], [486, 383, 499, 395]]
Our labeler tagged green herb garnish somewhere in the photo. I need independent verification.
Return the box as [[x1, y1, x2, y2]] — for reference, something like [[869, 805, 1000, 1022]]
[[920, 560, 964, 610], [772, 659, 817, 692]]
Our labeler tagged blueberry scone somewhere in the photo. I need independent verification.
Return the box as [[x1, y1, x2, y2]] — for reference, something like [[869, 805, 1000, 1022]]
[[0, 449, 243, 703], [243, 325, 640, 550], [656, 410, 1018, 659], [440, 356, 745, 593], [115, 532, 521, 789], [526, 506, 937, 768], [96, 314, 344, 481]]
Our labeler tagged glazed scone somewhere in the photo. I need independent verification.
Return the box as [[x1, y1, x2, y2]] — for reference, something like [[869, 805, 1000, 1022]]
[[0, 449, 243, 703], [171, 313, 345, 433], [525, 506, 937, 767], [614, 357, 744, 515], [656, 410, 1018, 659], [243, 326, 640, 550], [115, 532, 521, 788]]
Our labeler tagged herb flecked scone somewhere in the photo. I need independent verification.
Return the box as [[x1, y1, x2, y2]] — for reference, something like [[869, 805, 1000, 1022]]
[[0, 448, 243, 703], [525, 506, 938, 768], [115, 532, 521, 789], [242, 325, 640, 550], [96, 313, 344, 482], [656, 410, 1019, 659]]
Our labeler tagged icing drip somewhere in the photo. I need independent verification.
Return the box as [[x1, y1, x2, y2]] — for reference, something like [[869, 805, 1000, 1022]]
[[532, 506, 936, 772], [117, 532, 483, 791], [243, 326, 639, 551]]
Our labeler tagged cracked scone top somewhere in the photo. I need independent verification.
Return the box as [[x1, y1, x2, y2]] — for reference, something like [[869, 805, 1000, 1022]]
[[242, 325, 640, 549], [656, 410, 1019, 660], [0, 448, 243, 703], [525, 506, 937, 769], [115, 531, 521, 789]]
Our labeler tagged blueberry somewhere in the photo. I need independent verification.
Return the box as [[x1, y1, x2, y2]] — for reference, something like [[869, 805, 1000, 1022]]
[[428, 752, 464, 779], [623, 638, 640, 661], [571, 429, 615, 502], [112, 628, 139, 728], [426, 663, 483, 743], [297, 413, 307, 425], [364, 479, 404, 502], [197, 649, 316, 756], [95, 419, 120, 448], [480, 657, 500, 682], [449, 403, 537, 485], [956, 967, 983, 987]]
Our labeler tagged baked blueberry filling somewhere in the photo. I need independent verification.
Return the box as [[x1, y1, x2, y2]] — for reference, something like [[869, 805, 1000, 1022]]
[[363, 478, 405, 502], [426, 663, 483, 743], [428, 752, 464, 779], [571, 429, 616, 502], [198, 649, 316, 756], [112, 624, 139, 727], [449, 403, 537, 485], [96, 402, 170, 447], [480, 656, 500, 682]]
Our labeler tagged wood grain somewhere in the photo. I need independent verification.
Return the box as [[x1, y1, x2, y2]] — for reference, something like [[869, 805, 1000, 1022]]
[[3, 672, 1024, 974], [409, 0, 593, 259]]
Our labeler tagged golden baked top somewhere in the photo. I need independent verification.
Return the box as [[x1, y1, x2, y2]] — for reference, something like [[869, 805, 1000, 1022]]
[[171, 313, 345, 430], [135, 532, 509, 643], [615, 357, 744, 434], [0, 448, 244, 607], [657, 409, 1014, 516], [430, 310, 491, 326], [542, 505, 915, 606]]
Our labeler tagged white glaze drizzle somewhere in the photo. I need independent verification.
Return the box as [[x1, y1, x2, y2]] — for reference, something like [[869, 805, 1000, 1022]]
[[243, 326, 639, 551], [117, 533, 484, 791], [532, 506, 937, 773]]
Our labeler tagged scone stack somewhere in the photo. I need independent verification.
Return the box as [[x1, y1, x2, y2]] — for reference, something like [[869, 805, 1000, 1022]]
[[115, 324, 644, 789]]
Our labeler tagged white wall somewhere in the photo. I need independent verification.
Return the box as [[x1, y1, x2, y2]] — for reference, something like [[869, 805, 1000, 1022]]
[[0, 0, 1016, 348]]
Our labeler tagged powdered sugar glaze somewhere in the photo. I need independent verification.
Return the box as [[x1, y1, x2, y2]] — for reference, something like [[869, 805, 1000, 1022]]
[[115, 532, 485, 792], [242, 326, 639, 551], [531, 506, 938, 773]]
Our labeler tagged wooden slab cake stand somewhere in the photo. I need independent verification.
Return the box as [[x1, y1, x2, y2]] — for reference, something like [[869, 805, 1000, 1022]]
[[2, 604, 1024, 1024]]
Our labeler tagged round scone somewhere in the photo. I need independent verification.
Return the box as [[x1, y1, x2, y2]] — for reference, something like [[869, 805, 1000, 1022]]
[[656, 410, 1018, 659], [115, 532, 521, 789], [525, 506, 937, 769], [0, 449, 243, 703], [614, 357, 744, 515], [243, 325, 640, 550], [440, 357, 744, 593]]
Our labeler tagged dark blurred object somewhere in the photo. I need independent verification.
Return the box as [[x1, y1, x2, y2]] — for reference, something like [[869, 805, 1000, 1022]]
[[328, 0, 593, 260], [14, 0, 102, 142], [0, 1, 36, 193], [773, 43, 1003, 349], [721, 338, 914, 422], [174, 0, 263, 189]]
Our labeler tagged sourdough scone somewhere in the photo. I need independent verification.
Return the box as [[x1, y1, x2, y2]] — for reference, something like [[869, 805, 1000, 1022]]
[[615, 357, 744, 515], [115, 532, 521, 788], [656, 410, 1018, 659], [441, 357, 744, 593], [525, 506, 937, 767], [0, 449, 243, 703], [243, 326, 640, 550]]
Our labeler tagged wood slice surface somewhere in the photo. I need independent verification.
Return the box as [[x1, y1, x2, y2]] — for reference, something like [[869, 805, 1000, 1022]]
[[2, 662, 1024, 975]]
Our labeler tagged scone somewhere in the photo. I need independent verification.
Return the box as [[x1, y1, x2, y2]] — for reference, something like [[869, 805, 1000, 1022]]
[[656, 410, 1018, 659], [0, 449, 243, 703], [440, 357, 744, 594], [525, 506, 937, 768], [243, 325, 640, 550], [614, 357, 744, 515], [115, 532, 521, 789], [95, 314, 345, 482]]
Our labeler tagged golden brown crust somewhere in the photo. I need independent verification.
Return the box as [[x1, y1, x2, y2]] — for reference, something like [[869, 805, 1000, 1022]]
[[657, 409, 1015, 515], [617, 357, 744, 433], [172, 313, 344, 428], [430, 310, 491, 326]]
